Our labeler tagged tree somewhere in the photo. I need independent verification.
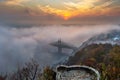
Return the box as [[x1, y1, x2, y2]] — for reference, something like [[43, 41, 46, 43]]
[[42, 66, 56, 80], [0, 75, 7, 80], [10, 59, 40, 80], [107, 45, 120, 80]]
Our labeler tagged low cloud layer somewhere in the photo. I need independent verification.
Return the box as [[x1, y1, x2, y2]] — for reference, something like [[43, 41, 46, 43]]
[[0, 25, 120, 73]]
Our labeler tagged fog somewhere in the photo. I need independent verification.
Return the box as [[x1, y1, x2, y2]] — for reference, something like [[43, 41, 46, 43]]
[[0, 24, 120, 73]]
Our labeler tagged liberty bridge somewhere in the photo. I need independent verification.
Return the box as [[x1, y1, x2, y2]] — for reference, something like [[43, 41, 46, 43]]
[[50, 39, 77, 54]]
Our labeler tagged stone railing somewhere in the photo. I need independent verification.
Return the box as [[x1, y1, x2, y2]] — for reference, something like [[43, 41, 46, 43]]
[[56, 65, 100, 80]]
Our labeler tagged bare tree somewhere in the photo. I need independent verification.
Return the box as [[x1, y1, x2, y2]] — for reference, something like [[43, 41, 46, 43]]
[[0, 75, 7, 80], [10, 59, 40, 80]]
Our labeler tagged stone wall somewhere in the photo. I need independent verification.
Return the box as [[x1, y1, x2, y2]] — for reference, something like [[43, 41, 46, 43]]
[[56, 65, 100, 80]]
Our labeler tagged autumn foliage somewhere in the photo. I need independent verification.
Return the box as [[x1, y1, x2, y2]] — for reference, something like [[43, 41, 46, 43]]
[[67, 44, 120, 80]]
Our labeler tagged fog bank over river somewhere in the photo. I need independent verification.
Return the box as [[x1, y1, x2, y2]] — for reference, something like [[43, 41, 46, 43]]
[[0, 24, 119, 73]]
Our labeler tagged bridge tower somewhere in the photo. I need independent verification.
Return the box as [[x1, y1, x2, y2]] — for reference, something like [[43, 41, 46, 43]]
[[50, 39, 77, 54]]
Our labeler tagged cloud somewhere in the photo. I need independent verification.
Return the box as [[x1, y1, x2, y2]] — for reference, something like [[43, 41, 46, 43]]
[[37, 0, 119, 20], [0, 0, 120, 24], [1, 0, 30, 6], [37, 5, 72, 20], [37, 0, 97, 20], [0, 24, 120, 73]]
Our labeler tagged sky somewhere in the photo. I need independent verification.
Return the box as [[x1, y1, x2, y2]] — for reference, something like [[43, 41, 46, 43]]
[[0, 0, 120, 25]]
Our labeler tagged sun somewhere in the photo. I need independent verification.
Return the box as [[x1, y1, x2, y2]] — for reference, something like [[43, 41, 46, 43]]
[[61, 12, 73, 20]]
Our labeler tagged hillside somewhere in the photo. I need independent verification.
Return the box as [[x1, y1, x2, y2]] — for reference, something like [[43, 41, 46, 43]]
[[67, 44, 120, 80]]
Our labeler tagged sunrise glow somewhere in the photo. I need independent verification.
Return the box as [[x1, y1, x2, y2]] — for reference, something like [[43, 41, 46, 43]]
[[0, 0, 120, 23]]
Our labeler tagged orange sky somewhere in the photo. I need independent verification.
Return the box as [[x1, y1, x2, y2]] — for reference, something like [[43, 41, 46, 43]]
[[0, 0, 120, 24]]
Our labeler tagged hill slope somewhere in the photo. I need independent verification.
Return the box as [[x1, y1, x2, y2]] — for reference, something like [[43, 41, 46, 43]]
[[67, 44, 120, 80]]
